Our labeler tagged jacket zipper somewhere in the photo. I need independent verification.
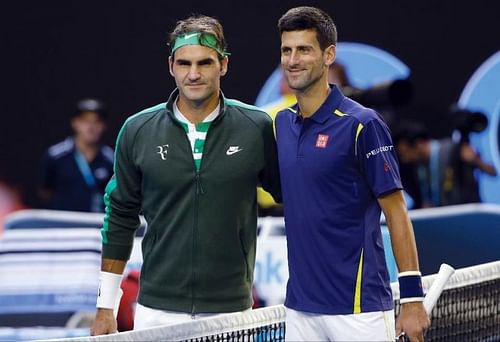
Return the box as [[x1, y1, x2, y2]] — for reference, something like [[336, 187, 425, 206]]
[[186, 134, 198, 315], [192, 175, 198, 315], [174, 114, 216, 314], [190, 122, 214, 314], [167, 102, 223, 315], [195, 172, 204, 195], [174, 121, 200, 315]]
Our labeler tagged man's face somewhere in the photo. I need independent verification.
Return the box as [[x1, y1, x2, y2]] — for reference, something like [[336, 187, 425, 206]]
[[169, 45, 228, 105], [71, 111, 105, 145], [280, 29, 333, 92]]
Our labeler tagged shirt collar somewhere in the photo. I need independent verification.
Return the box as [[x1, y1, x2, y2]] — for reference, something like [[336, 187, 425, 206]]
[[173, 98, 220, 124], [293, 84, 344, 124]]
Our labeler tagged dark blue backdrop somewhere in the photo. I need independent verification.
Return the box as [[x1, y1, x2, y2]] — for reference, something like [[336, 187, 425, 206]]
[[1, 0, 499, 206]]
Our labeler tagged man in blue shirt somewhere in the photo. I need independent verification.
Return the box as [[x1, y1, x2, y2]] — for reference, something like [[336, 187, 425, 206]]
[[38, 98, 114, 212], [275, 6, 429, 341]]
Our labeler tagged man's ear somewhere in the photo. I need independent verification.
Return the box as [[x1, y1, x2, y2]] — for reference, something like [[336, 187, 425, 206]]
[[324, 44, 336, 67], [220, 56, 229, 76], [168, 55, 174, 77]]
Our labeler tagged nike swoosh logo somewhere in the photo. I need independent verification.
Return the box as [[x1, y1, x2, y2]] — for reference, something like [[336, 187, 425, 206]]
[[183, 33, 198, 40], [226, 148, 243, 155]]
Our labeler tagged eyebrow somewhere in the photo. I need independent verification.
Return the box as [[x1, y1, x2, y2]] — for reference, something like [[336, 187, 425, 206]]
[[175, 57, 216, 64], [281, 44, 313, 50]]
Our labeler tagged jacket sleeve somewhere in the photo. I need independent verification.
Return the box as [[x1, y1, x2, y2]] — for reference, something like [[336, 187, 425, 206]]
[[259, 115, 282, 203], [101, 121, 142, 261]]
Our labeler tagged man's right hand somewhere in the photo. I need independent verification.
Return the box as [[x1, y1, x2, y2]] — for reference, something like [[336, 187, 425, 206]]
[[90, 308, 117, 336]]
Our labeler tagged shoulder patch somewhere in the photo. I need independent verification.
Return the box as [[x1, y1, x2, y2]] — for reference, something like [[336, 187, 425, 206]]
[[334, 109, 349, 117], [101, 145, 115, 163], [355, 123, 364, 156], [48, 138, 74, 159]]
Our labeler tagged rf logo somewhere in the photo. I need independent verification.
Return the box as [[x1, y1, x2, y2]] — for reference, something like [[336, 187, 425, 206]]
[[157, 144, 169, 160]]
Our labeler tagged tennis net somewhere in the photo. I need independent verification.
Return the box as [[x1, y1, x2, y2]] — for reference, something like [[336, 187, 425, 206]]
[[44, 260, 500, 342], [396, 260, 500, 341]]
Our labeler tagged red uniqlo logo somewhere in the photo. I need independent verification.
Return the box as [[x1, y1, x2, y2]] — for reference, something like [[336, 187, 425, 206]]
[[316, 134, 329, 148]]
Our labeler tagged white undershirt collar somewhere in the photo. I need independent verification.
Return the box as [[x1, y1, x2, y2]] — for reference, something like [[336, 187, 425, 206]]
[[173, 98, 220, 125]]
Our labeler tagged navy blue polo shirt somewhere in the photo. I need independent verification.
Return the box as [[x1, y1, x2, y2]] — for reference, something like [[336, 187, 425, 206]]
[[275, 85, 402, 315], [39, 137, 114, 212]]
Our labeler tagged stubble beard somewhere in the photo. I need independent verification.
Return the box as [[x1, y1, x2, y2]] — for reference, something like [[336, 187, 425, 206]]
[[286, 69, 323, 94]]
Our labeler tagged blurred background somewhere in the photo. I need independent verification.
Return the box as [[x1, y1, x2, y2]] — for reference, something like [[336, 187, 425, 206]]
[[1, 0, 499, 209]]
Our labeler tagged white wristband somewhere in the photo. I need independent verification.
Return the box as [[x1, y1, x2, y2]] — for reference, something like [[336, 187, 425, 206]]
[[400, 297, 425, 304], [398, 270, 422, 277], [96, 271, 123, 309]]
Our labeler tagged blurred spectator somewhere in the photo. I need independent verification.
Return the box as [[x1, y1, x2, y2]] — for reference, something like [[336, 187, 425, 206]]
[[330, 62, 414, 131], [37, 98, 114, 212], [328, 61, 353, 89], [393, 121, 497, 208]]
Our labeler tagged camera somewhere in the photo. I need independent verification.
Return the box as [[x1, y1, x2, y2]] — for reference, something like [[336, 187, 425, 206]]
[[448, 104, 488, 143]]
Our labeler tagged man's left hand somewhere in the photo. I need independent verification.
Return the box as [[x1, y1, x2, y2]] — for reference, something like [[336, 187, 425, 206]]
[[396, 301, 430, 341]]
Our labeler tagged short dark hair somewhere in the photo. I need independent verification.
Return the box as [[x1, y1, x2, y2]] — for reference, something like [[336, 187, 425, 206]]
[[277, 6, 337, 50], [74, 98, 106, 120], [168, 14, 227, 60]]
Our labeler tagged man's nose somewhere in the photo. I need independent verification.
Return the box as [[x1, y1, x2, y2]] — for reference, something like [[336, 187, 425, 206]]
[[188, 65, 201, 79], [289, 50, 300, 65]]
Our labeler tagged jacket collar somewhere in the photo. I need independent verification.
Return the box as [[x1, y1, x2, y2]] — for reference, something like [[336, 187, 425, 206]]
[[165, 88, 227, 123]]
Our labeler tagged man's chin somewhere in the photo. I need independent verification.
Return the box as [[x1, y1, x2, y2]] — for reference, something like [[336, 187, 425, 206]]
[[288, 83, 305, 92], [185, 96, 207, 103], [183, 89, 207, 100]]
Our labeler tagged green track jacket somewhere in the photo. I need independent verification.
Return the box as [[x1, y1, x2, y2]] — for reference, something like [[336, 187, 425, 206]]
[[101, 89, 281, 313]]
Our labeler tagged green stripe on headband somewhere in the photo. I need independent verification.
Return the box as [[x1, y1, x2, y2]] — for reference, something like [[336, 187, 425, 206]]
[[171, 32, 230, 57]]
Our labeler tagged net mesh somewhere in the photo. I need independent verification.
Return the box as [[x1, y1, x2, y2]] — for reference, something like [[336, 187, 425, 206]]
[[43, 260, 500, 342]]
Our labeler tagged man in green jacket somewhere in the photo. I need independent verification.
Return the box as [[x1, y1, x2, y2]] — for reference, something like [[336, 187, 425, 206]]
[[91, 14, 281, 335]]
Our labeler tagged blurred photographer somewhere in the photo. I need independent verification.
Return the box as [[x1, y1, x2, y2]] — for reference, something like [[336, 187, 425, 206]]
[[393, 116, 496, 209], [330, 62, 414, 131]]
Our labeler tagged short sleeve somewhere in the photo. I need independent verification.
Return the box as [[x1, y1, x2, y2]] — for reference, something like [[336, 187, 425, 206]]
[[356, 118, 402, 197]]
